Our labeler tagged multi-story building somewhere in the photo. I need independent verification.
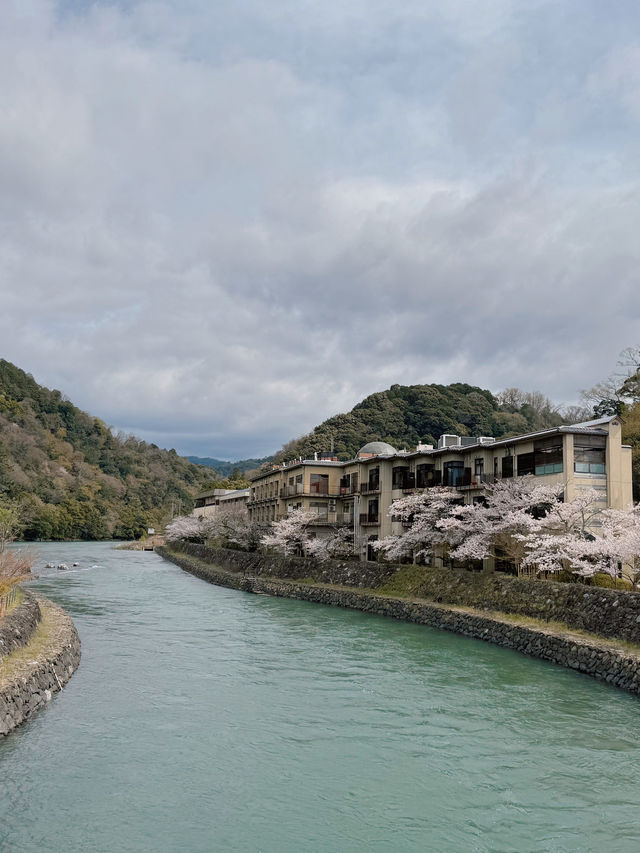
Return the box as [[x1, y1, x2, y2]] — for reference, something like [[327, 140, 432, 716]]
[[193, 487, 250, 519], [248, 415, 633, 562]]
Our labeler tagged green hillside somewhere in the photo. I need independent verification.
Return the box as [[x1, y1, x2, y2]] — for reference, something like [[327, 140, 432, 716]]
[[0, 360, 214, 540], [271, 382, 568, 464]]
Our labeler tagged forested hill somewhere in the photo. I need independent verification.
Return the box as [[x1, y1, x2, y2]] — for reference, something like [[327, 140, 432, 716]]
[[0, 360, 215, 540], [271, 382, 575, 464]]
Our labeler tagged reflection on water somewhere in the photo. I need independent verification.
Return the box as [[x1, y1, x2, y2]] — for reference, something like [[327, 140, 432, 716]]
[[0, 541, 639, 853]]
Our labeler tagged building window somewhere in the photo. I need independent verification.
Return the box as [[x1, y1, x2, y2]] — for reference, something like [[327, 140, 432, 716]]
[[416, 463, 434, 488], [534, 438, 563, 475], [517, 452, 535, 476], [310, 473, 329, 494], [443, 461, 465, 486], [368, 499, 379, 522], [474, 458, 484, 477], [574, 437, 606, 474], [502, 456, 513, 478], [368, 467, 380, 490], [392, 467, 413, 489], [309, 502, 328, 519]]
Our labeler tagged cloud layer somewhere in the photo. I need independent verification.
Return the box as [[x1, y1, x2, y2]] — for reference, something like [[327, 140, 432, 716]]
[[2, 1, 640, 457]]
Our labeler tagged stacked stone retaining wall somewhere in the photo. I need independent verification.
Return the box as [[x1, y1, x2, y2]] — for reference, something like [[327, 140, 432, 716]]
[[159, 545, 640, 697], [0, 591, 41, 659], [0, 596, 81, 736], [173, 542, 398, 588], [169, 542, 640, 644]]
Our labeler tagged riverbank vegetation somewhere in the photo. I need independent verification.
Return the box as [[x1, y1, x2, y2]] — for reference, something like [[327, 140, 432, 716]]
[[166, 506, 266, 552], [0, 499, 34, 599]]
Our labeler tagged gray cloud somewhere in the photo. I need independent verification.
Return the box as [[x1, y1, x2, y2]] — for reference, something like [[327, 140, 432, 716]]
[[1, 1, 640, 458]]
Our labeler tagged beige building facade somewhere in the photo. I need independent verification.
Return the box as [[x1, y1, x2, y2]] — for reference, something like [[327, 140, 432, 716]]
[[193, 487, 250, 519], [248, 416, 633, 562]]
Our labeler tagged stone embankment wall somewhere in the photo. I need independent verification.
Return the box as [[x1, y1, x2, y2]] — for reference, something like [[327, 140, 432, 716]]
[[159, 544, 640, 697], [0, 591, 81, 736], [0, 592, 41, 657], [168, 542, 640, 645], [172, 542, 398, 589]]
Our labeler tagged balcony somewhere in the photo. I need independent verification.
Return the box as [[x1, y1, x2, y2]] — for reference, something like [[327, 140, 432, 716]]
[[339, 485, 359, 496], [280, 484, 305, 498], [360, 483, 380, 495], [456, 473, 498, 489], [359, 513, 379, 526]]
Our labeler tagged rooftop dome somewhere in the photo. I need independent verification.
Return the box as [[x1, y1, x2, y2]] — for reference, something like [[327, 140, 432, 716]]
[[357, 441, 397, 458]]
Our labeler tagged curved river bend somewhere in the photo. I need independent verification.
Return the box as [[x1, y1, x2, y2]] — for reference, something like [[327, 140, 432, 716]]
[[1, 542, 639, 853]]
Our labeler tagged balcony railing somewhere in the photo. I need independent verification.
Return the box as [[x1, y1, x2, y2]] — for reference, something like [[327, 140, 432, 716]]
[[339, 485, 359, 496], [360, 483, 380, 495], [359, 513, 379, 526], [456, 472, 498, 489], [279, 484, 305, 497]]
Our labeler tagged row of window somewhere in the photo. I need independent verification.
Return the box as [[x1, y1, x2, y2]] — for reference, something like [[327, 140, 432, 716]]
[[252, 438, 608, 502]]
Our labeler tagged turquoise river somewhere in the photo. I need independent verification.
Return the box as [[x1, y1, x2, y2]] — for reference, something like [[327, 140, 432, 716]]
[[1, 542, 640, 853]]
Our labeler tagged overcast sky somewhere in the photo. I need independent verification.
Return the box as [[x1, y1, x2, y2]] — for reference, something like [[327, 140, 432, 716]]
[[2, 1, 640, 459]]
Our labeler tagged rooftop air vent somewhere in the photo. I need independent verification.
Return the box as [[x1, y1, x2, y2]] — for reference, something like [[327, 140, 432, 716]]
[[438, 435, 461, 449]]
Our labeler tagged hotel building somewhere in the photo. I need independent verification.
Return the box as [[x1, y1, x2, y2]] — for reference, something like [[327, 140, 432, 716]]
[[248, 415, 633, 563]]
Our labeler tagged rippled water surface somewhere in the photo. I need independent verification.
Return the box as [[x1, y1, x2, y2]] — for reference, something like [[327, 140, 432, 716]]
[[1, 542, 640, 852]]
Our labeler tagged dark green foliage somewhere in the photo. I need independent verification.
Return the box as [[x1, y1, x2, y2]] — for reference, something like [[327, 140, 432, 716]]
[[271, 381, 569, 464], [593, 398, 625, 417], [0, 360, 213, 541]]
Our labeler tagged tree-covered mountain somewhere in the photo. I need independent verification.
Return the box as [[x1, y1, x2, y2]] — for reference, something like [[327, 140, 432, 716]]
[[187, 455, 271, 476], [270, 382, 579, 465], [0, 360, 216, 540]]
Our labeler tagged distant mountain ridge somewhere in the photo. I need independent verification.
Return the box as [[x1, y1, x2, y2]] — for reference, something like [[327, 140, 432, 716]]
[[187, 456, 271, 476]]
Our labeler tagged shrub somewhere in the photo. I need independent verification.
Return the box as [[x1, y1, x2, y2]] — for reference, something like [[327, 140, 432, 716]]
[[0, 548, 36, 582], [589, 573, 633, 590]]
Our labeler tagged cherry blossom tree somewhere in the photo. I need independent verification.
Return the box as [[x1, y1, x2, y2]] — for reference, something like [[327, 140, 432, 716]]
[[374, 487, 464, 562], [165, 514, 211, 543], [205, 505, 266, 552], [520, 503, 640, 580], [381, 476, 640, 580], [439, 477, 563, 575], [304, 526, 354, 562], [260, 509, 318, 556]]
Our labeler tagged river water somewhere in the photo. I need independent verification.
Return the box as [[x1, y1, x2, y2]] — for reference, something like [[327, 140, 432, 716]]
[[1, 542, 639, 853]]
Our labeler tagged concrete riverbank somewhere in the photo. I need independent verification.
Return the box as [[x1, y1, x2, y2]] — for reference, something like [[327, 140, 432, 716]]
[[159, 544, 640, 697], [0, 590, 81, 736]]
